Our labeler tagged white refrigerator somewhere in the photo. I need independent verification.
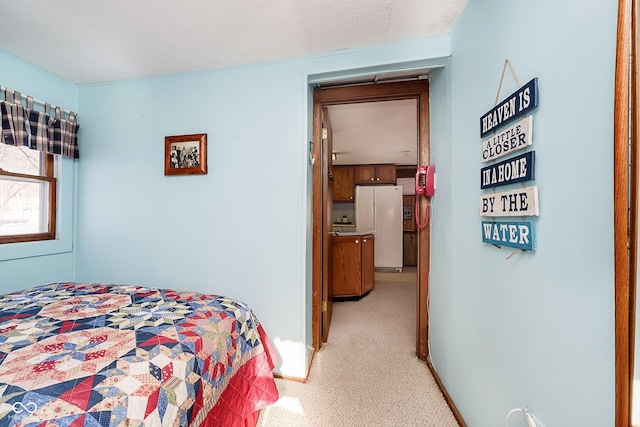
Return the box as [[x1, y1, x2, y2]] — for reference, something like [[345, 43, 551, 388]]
[[355, 185, 403, 271]]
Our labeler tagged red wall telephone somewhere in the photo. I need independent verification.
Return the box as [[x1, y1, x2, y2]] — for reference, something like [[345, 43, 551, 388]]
[[415, 165, 435, 228], [415, 165, 435, 197]]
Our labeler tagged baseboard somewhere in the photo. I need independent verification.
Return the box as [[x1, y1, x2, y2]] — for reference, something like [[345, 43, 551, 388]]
[[427, 360, 467, 427], [273, 372, 306, 383], [273, 349, 316, 383], [306, 347, 315, 379]]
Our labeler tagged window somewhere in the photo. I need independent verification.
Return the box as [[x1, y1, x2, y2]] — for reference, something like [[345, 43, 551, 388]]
[[0, 144, 56, 244]]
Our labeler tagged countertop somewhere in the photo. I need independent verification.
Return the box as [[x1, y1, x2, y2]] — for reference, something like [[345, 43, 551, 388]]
[[332, 229, 375, 237]]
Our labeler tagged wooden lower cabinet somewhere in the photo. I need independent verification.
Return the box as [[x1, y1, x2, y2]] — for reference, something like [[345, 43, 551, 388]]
[[403, 232, 417, 266], [402, 195, 416, 232], [332, 233, 374, 298]]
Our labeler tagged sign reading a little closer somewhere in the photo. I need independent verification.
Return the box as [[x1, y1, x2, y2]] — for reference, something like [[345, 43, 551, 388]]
[[481, 116, 533, 163]]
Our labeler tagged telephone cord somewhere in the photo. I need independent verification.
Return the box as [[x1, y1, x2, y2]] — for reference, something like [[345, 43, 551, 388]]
[[415, 198, 429, 229]]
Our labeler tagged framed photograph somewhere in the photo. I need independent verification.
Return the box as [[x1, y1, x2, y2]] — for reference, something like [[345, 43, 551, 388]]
[[164, 133, 207, 176]]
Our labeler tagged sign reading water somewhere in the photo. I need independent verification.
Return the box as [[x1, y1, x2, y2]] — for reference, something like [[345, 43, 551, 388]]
[[481, 221, 535, 250]]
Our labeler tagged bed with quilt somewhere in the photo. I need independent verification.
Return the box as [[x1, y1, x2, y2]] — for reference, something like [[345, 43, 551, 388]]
[[0, 282, 279, 427]]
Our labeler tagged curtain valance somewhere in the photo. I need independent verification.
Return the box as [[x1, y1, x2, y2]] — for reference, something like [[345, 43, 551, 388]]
[[0, 87, 79, 159]]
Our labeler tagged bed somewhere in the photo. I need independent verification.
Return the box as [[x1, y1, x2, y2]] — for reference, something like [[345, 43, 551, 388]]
[[0, 282, 279, 427]]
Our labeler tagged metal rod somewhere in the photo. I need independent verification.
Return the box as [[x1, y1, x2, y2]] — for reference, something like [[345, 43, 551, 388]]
[[0, 85, 77, 119]]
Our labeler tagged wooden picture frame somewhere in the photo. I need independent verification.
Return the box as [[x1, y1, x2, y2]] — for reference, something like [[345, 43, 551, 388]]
[[164, 133, 207, 176]]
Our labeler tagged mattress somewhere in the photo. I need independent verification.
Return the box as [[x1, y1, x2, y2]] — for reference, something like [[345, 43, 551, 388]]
[[0, 282, 279, 426]]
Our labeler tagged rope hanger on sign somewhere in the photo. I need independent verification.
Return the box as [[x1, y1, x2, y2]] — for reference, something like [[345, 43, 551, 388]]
[[494, 59, 522, 106], [488, 60, 530, 260]]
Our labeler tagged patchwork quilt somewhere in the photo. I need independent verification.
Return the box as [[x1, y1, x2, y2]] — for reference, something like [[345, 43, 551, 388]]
[[0, 282, 279, 427]]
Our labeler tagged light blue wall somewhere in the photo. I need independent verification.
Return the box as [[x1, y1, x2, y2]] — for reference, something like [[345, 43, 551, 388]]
[[74, 36, 451, 378], [428, 1, 617, 426], [0, 50, 77, 291], [0, 1, 620, 423]]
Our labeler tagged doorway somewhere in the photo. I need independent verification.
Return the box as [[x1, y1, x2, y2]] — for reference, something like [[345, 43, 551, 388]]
[[311, 80, 432, 360]]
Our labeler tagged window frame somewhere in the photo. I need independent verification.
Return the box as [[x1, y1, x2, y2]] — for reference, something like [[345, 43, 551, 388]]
[[0, 152, 57, 244]]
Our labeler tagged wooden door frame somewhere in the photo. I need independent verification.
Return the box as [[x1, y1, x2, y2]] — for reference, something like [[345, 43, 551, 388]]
[[311, 80, 431, 360], [615, 0, 638, 425], [321, 106, 334, 343]]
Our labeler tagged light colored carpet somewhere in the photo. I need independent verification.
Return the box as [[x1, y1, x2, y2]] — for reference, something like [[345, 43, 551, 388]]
[[257, 267, 459, 427], [374, 268, 418, 284]]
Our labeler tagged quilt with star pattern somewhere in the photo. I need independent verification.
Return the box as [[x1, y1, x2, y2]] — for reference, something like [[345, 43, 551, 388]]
[[0, 282, 279, 427]]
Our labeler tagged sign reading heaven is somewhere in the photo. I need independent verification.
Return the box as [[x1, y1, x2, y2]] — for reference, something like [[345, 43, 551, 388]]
[[480, 151, 535, 189], [482, 116, 533, 163], [479, 186, 539, 217], [480, 78, 539, 138], [481, 221, 535, 250]]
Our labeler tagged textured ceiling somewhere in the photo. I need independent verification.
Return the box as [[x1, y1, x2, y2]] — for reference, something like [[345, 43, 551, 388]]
[[0, 0, 467, 84], [0, 1, 468, 166]]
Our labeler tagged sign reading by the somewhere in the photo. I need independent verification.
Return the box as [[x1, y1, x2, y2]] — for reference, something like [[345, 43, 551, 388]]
[[479, 186, 539, 217], [481, 221, 535, 250], [481, 151, 535, 189], [481, 116, 533, 163], [480, 78, 539, 138]]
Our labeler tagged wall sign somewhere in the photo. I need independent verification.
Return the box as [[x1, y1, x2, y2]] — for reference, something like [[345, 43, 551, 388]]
[[481, 221, 535, 250], [479, 186, 539, 217], [480, 151, 535, 189], [480, 78, 539, 138], [482, 116, 533, 163], [478, 72, 540, 251]]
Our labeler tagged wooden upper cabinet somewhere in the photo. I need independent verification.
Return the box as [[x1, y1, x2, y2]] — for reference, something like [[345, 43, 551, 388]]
[[354, 165, 375, 183], [354, 164, 396, 184], [375, 164, 397, 183], [332, 166, 354, 202], [334, 165, 397, 200]]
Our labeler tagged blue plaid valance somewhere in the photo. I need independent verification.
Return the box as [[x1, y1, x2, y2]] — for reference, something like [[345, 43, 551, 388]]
[[0, 89, 79, 159]]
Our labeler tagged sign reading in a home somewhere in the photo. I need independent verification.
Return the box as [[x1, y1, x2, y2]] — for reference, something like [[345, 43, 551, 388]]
[[482, 116, 533, 163], [481, 221, 535, 250], [480, 151, 535, 189], [479, 186, 539, 217], [480, 78, 539, 138]]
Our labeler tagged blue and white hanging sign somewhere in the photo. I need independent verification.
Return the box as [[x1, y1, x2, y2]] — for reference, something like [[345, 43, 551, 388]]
[[482, 221, 536, 250], [479, 186, 539, 217], [480, 151, 535, 189], [480, 78, 539, 138], [482, 116, 533, 163]]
